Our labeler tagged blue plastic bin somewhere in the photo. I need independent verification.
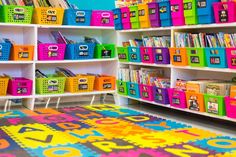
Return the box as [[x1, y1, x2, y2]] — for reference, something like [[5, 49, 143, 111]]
[[65, 43, 95, 60], [128, 82, 140, 98], [113, 8, 123, 30], [0, 43, 11, 61], [128, 47, 141, 62], [197, 0, 219, 24], [159, 0, 172, 27], [205, 47, 227, 68], [63, 9, 92, 26]]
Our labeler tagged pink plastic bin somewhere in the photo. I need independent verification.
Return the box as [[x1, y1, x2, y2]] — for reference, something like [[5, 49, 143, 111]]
[[120, 7, 131, 29], [226, 48, 236, 69], [8, 77, 32, 96], [38, 44, 66, 60], [91, 10, 114, 27], [168, 88, 187, 109], [170, 0, 185, 26], [213, 2, 236, 23], [140, 47, 154, 63], [140, 84, 154, 101], [225, 96, 236, 119]]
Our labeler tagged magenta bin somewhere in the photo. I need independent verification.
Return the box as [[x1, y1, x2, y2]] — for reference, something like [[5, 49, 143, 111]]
[[170, 0, 185, 26], [120, 7, 131, 29], [213, 2, 236, 23], [148, 2, 161, 27], [153, 47, 170, 64], [38, 44, 66, 60], [168, 88, 187, 109], [91, 10, 114, 26], [8, 77, 33, 96], [140, 47, 154, 63], [140, 84, 154, 101], [225, 96, 236, 119], [226, 48, 236, 69]]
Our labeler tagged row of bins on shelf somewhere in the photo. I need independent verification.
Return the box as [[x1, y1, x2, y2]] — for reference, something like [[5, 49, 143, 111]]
[[0, 75, 116, 96], [0, 43, 115, 61], [117, 80, 236, 119], [113, 0, 235, 30], [117, 46, 236, 69], [0, 5, 114, 26]]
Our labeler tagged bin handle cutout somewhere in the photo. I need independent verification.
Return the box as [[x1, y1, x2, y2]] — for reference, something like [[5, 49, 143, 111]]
[[48, 45, 59, 51], [79, 45, 88, 50], [101, 12, 111, 18], [0, 45, 2, 50], [48, 79, 58, 85], [14, 8, 25, 13], [76, 11, 85, 16], [79, 78, 88, 83]]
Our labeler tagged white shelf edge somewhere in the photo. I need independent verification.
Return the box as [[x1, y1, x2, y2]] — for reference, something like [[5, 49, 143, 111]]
[[0, 95, 33, 99], [120, 62, 171, 68], [0, 61, 34, 64], [117, 27, 171, 33], [119, 94, 236, 123], [36, 58, 118, 64], [38, 25, 115, 30]]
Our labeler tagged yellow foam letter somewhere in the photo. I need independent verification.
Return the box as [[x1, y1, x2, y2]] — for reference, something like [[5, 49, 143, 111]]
[[207, 139, 236, 149], [43, 147, 81, 157], [92, 141, 134, 153]]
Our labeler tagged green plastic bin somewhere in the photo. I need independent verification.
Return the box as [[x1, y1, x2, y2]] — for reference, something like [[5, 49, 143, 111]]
[[117, 47, 129, 62], [187, 48, 206, 67], [117, 80, 128, 95], [94, 44, 115, 59], [183, 0, 198, 25], [0, 5, 33, 24], [36, 75, 66, 95], [204, 94, 226, 116], [129, 5, 140, 29]]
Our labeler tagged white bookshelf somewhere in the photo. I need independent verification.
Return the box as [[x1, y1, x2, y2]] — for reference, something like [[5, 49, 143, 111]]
[[0, 24, 117, 110]]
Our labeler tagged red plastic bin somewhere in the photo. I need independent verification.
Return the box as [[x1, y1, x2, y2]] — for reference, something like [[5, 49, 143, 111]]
[[168, 88, 187, 109], [140, 47, 154, 63], [225, 96, 236, 119], [38, 44, 66, 60], [140, 84, 154, 101], [7, 77, 32, 96], [213, 2, 236, 23]]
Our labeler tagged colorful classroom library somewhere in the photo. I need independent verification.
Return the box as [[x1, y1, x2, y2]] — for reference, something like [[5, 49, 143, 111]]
[[0, 0, 236, 157]]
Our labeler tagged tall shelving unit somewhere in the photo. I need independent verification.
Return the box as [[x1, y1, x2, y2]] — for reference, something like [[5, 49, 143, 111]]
[[0, 24, 117, 111], [116, 23, 236, 123]]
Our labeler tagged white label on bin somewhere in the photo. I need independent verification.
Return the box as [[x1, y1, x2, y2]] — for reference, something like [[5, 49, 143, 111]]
[[48, 79, 58, 85], [47, 9, 57, 15], [48, 45, 59, 51], [76, 11, 85, 16], [14, 8, 25, 13]]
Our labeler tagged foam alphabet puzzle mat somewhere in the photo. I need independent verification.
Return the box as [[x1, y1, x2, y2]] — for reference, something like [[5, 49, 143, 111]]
[[0, 104, 236, 157]]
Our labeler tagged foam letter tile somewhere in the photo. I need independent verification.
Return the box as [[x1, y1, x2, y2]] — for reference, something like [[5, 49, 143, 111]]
[[122, 115, 164, 124], [72, 111, 105, 120], [97, 108, 142, 118], [21, 108, 61, 116], [0, 149, 32, 157], [59, 106, 90, 113], [48, 121, 90, 131], [31, 114, 80, 124], [83, 104, 121, 112], [0, 111, 26, 119], [0, 137, 22, 152]]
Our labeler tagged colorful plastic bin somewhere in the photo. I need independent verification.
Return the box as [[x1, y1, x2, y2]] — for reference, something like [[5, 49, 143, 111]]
[[184, 0, 198, 25], [140, 47, 154, 64], [94, 44, 115, 59], [117, 80, 128, 95], [10, 45, 34, 61], [128, 47, 141, 62], [63, 9, 92, 26], [129, 6, 140, 29], [148, 2, 161, 27], [140, 84, 154, 101], [36, 76, 66, 95], [113, 8, 123, 30], [0, 5, 33, 24], [186, 48, 206, 67], [33, 7, 64, 25], [170, 0, 185, 26], [153, 87, 169, 104], [94, 75, 115, 91], [0, 77, 9, 96], [186, 92, 205, 112], [65, 43, 95, 60], [121, 7, 131, 29], [153, 47, 170, 64], [128, 82, 140, 98], [38, 44, 66, 61], [91, 10, 114, 27], [168, 88, 187, 109], [0, 43, 12, 61], [8, 77, 32, 96], [169, 48, 188, 66], [227, 48, 236, 69], [117, 47, 129, 62], [225, 96, 236, 119], [204, 94, 226, 116], [138, 4, 151, 28], [213, 1, 236, 23], [159, 0, 172, 27], [205, 47, 227, 68], [197, 0, 219, 24]]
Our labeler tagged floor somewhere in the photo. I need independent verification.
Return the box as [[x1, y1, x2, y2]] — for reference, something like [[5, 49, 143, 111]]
[[0, 104, 236, 157]]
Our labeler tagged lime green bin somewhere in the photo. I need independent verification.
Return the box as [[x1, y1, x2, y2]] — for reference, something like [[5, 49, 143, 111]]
[[183, 0, 198, 25], [187, 48, 206, 67], [129, 5, 140, 29]]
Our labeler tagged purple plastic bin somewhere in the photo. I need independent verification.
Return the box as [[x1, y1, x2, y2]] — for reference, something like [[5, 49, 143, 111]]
[[153, 47, 170, 64], [121, 7, 131, 29], [153, 87, 169, 104], [170, 0, 185, 26], [168, 88, 187, 109], [8, 77, 33, 96], [148, 2, 160, 27], [140, 84, 154, 101], [38, 44, 66, 60]]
